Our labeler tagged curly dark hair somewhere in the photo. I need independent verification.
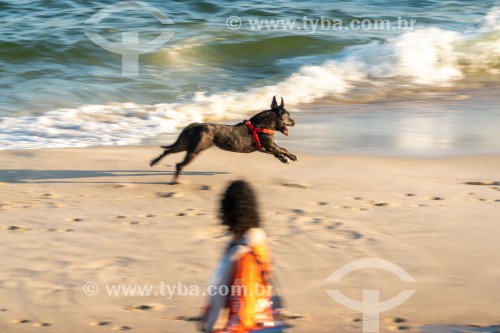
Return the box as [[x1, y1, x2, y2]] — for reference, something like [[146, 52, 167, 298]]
[[220, 180, 261, 234]]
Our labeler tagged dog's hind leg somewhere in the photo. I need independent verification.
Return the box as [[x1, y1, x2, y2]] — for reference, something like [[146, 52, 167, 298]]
[[172, 151, 197, 184], [150, 149, 170, 167], [171, 127, 214, 183], [150, 139, 187, 167]]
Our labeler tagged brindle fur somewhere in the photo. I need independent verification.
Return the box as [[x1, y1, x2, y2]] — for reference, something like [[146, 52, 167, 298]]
[[149, 96, 297, 184]]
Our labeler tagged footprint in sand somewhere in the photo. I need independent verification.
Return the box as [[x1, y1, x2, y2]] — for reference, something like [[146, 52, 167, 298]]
[[156, 192, 182, 198], [349, 231, 363, 239], [111, 184, 134, 189], [282, 183, 307, 189], [112, 326, 131, 331], [464, 181, 500, 186], [385, 317, 410, 331], [393, 326, 410, 331], [430, 196, 444, 201], [127, 221, 140, 225], [199, 185, 211, 191], [291, 209, 306, 215], [373, 202, 390, 207], [11, 319, 31, 324], [163, 315, 202, 322], [7, 225, 31, 231], [325, 222, 343, 230], [89, 321, 111, 326], [122, 304, 156, 311], [66, 218, 83, 222], [330, 227, 363, 240], [58, 228, 75, 232], [386, 317, 407, 324], [142, 221, 155, 225], [176, 209, 206, 217], [41, 227, 74, 232], [316, 201, 329, 206], [281, 313, 305, 320], [177, 209, 201, 217], [31, 322, 51, 328], [0, 202, 14, 210], [113, 257, 135, 266]]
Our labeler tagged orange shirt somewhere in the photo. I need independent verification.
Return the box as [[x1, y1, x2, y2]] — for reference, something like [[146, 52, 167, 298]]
[[218, 244, 274, 333]]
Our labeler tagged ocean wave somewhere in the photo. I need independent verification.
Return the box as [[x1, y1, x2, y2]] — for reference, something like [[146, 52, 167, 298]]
[[1, 6, 498, 150]]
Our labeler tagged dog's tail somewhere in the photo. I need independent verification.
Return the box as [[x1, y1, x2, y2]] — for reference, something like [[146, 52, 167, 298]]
[[160, 123, 198, 149]]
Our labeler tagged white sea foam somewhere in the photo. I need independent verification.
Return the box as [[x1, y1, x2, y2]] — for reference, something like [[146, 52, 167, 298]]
[[1, 8, 498, 150]]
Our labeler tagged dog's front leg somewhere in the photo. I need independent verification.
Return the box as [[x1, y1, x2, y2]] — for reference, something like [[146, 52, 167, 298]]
[[274, 153, 289, 164], [262, 144, 298, 163], [281, 149, 298, 162], [270, 145, 297, 162], [257, 149, 288, 163], [259, 136, 298, 162]]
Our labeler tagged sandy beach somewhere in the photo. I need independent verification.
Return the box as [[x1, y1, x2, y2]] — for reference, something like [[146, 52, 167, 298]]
[[1, 1, 499, 332], [1, 146, 499, 332]]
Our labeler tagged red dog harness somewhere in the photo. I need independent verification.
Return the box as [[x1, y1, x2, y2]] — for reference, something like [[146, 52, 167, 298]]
[[244, 120, 274, 150]]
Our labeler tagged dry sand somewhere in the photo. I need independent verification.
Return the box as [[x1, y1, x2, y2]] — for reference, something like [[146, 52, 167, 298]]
[[0, 146, 499, 333]]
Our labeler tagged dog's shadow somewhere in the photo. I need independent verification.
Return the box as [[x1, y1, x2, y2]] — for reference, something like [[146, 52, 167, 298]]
[[0, 169, 229, 184]]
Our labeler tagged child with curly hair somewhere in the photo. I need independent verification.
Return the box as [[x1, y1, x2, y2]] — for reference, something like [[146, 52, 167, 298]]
[[200, 180, 286, 333]]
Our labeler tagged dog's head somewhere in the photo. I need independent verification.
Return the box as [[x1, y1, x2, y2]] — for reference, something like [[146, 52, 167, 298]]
[[270, 96, 295, 136]]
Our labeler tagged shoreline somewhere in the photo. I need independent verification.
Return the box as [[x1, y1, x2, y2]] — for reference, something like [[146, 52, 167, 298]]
[[1, 146, 499, 332], [2, 86, 499, 156], [143, 87, 500, 158]]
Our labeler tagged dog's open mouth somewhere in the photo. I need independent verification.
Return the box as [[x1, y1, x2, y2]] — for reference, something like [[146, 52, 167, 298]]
[[282, 126, 289, 136]]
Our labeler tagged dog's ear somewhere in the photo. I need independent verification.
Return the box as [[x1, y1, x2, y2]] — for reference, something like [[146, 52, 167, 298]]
[[271, 96, 278, 109], [274, 97, 285, 115]]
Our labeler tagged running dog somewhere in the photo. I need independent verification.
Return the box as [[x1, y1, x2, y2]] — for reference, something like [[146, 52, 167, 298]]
[[149, 96, 297, 183]]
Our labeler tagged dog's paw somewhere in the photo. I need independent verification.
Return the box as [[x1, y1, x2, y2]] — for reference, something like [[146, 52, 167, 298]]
[[289, 154, 298, 161], [149, 159, 158, 167], [275, 154, 288, 163]]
